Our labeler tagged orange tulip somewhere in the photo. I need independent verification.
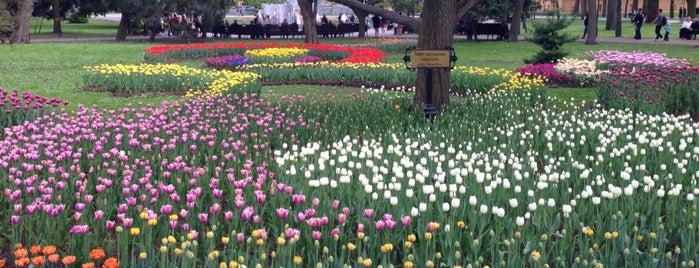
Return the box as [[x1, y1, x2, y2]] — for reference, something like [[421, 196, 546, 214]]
[[42, 245, 57, 255], [62, 255, 76, 265], [29, 245, 41, 255], [103, 257, 120, 268], [394, 104, 400, 109], [90, 248, 106, 260], [14, 243, 23, 249], [14, 248, 28, 258], [82, 261, 95, 268], [48, 254, 60, 263], [0, 259, 6, 267], [14, 257, 29, 267], [30, 256, 44, 266]]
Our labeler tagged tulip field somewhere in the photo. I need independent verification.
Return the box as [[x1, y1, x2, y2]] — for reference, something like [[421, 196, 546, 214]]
[[1, 40, 698, 268]]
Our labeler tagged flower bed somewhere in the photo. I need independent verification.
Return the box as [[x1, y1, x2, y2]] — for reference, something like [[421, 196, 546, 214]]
[[1, 87, 698, 267], [143, 42, 385, 64], [82, 63, 261, 97], [0, 88, 68, 129]]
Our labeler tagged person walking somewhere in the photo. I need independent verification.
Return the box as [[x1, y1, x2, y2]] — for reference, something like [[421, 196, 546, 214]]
[[632, 8, 645, 39], [651, 9, 667, 41], [581, 12, 589, 39], [371, 15, 381, 37]]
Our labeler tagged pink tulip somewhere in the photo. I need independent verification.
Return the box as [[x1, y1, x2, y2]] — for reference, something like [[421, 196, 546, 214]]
[[375, 220, 385, 231], [198, 213, 209, 223], [94, 210, 104, 221], [338, 213, 347, 224], [160, 204, 172, 214], [363, 209, 374, 218], [285, 228, 300, 239], [312, 230, 322, 240], [242, 206, 255, 221], [237, 233, 244, 242], [106, 220, 116, 229], [224, 211, 233, 221], [276, 208, 289, 219], [401, 216, 411, 226], [10, 215, 19, 224], [69, 224, 89, 233], [332, 200, 340, 209]]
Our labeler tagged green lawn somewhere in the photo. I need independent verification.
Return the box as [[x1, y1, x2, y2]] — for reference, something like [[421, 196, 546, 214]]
[[30, 18, 120, 38]]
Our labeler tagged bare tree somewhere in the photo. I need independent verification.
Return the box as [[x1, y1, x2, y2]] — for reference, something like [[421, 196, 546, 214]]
[[329, 0, 478, 110]]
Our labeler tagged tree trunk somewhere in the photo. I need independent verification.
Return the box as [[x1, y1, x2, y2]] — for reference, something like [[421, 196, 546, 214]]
[[602, 0, 608, 15], [116, 12, 132, 41], [573, 0, 581, 14], [605, 0, 614, 29], [352, 7, 368, 38], [12, 0, 33, 44], [645, 0, 658, 23], [688, 0, 697, 17], [614, 0, 622, 36], [586, 0, 598, 44], [413, 0, 457, 111], [52, 0, 62, 36], [632, 0, 638, 10], [509, 0, 524, 41], [298, 0, 319, 44]]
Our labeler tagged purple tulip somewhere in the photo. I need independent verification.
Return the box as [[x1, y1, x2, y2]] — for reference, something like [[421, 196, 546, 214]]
[[10, 215, 20, 224]]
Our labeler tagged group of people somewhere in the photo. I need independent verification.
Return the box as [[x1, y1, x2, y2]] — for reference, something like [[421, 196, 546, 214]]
[[638, 9, 697, 41], [582, 8, 698, 41]]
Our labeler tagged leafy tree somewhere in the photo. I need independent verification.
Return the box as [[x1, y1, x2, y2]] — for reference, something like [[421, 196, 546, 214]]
[[525, 18, 575, 64], [330, 0, 478, 111]]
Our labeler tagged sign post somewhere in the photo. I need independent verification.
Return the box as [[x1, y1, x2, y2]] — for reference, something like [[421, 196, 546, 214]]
[[403, 46, 457, 121]]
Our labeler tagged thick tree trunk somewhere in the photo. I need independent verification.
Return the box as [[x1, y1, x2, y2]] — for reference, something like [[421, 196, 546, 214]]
[[631, 0, 638, 10], [412, 0, 457, 111], [116, 12, 132, 41], [605, 0, 615, 29], [688, 0, 697, 17], [352, 7, 368, 38], [298, 0, 319, 44], [509, 0, 524, 41], [12, 0, 33, 44], [52, 0, 62, 36], [645, 0, 659, 23], [586, 0, 598, 44]]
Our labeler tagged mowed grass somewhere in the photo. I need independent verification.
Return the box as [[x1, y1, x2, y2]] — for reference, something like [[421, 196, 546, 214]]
[[3, 19, 699, 111]]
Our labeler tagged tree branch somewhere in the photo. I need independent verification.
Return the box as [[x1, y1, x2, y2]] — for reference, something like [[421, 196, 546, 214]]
[[328, 0, 420, 32], [456, 0, 480, 21]]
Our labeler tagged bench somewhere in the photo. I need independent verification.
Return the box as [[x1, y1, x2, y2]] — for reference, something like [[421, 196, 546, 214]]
[[317, 23, 337, 38], [460, 23, 508, 41]]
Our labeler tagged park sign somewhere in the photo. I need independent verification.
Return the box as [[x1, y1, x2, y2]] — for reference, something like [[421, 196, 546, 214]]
[[403, 46, 457, 120], [409, 49, 452, 68]]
